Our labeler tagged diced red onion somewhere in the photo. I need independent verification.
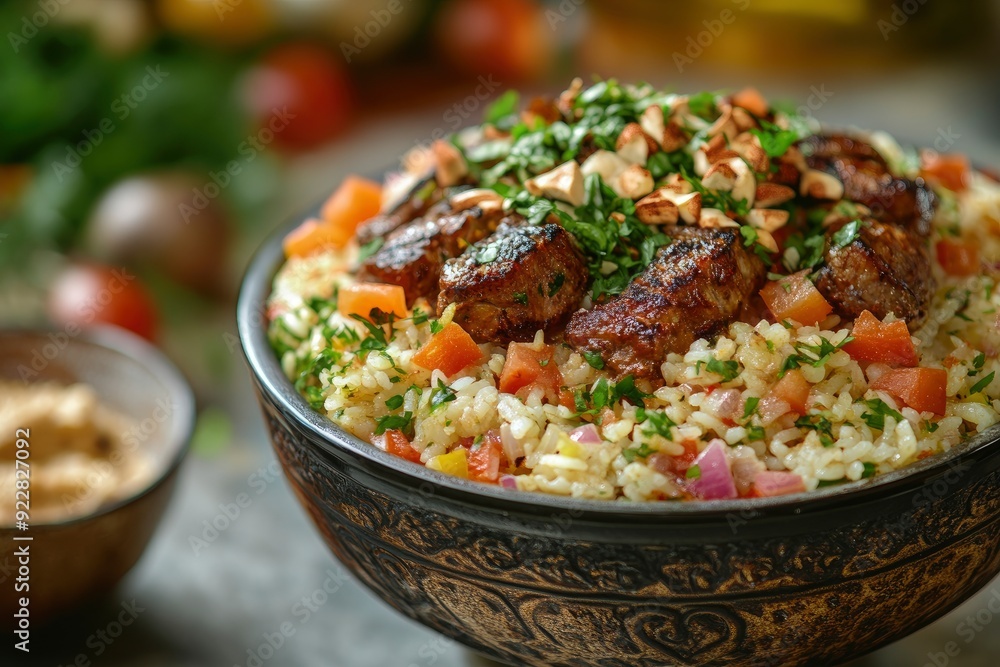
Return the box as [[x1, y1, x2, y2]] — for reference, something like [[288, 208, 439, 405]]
[[499, 423, 525, 463], [731, 456, 764, 497], [499, 474, 518, 490], [569, 424, 602, 445], [689, 439, 738, 500], [752, 470, 806, 498], [702, 388, 743, 422]]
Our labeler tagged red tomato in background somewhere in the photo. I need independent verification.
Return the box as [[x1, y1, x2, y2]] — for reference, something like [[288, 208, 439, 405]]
[[48, 263, 159, 342], [241, 43, 354, 152], [435, 0, 551, 82]]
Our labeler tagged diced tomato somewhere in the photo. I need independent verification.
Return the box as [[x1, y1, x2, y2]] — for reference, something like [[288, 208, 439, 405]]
[[338, 283, 407, 320], [558, 388, 577, 411], [936, 238, 980, 277], [282, 176, 381, 257], [412, 322, 484, 377], [843, 310, 918, 367], [760, 270, 833, 325], [468, 430, 505, 484], [283, 218, 339, 258], [921, 151, 970, 193], [871, 367, 948, 415], [375, 429, 422, 464], [770, 369, 810, 414], [498, 342, 564, 402]]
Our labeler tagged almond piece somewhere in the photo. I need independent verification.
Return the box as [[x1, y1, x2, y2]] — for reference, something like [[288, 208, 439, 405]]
[[755, 229, 779, 253], [432, 140, 468, 187], [698, 207, 740, 229], [450, 188, 504, 213], [615, 164, 655, 199], [800, 169, 845, 200], [640, 106, 666, 148], [635, 189, 680, 224], [617, 122, 657, 159], [580, 150, 630, 183], [754, 183, 795, 208], [702, 160, 738, 191], [730, 158, 757, 208], [670, 191, 702, 224], [745, 208, 790, 232], [731, 132, 769, 173], [525, 160, 585, 207], [662, 173, 693, 195], [731, 106, 758, 133], [661, 121, 688, 153]]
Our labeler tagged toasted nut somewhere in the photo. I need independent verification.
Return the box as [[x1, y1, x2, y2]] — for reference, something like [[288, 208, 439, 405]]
[[640, 106, 665, 148], [557, 77, 584, 116], [730, 158, 757, 208], [670, 191, 702, 224], [754, 183, 795, 208], [432, 139, 468, 187], [581, 150, 630, 183], [450, 188, 504, 212], [698, 207, 740, 229], [702, 160, 738, 191], [615, 164, 655, 199], [780, 145, 808, 172], [617, 122, 657, 160], [610, 211, 626, 223], [617, 132, 649, 166], [702, 135, 728, 162], [402, 145, 434, 175], [693, 150, 711, 177], [731, 106, 758, 133], [525, 160, 585, 207], [731, 132, 769, 173], [731, 87, 770, 118], [800, 169, 845, 200], [755, 228, 779, 253], [661, 121, 688, 153], [745, 208, 790, 232], [635, 189, 680, 224], [662, 173, 693, 195], [706, 105, 738, 141]]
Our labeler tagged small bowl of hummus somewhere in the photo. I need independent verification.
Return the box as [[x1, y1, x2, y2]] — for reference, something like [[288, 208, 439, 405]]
[[0, 327, 194, 624]]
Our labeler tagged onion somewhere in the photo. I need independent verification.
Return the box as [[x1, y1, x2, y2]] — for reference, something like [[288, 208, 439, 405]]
[[569, 424, 602, 445], [499, 423, 525, 463], [731, 456, 764, 497], [689, 439, 738, 500], [758, 395, 790, 426], [499, 475, 518, 490], [865, 363, 892, 384], [752, 471, 806, 498], [702, 388, 743, 421]]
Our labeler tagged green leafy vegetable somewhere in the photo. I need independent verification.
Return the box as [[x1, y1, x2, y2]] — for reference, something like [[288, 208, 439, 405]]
[[743, 397, 760, 420], [375, 411, 413, 436], [582, 350, 605, 369], [971, 371, 995, 395], [860, 398, 903, 431], [430, 379, 458, 412]]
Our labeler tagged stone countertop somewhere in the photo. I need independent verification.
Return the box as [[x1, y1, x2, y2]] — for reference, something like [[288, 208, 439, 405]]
[[11, 68, 1000, 667]]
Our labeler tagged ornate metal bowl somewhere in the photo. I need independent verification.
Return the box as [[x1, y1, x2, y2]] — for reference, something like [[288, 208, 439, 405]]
[[239, 220, 1000, 667]]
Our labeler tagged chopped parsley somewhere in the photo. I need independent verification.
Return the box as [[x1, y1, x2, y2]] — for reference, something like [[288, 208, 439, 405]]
[[513, 291, 528, 305], [357, 238, 384, 262], [385, 394, 404, 410], [697, 357, 740, 382], [375, 411, 413, 436], [743, 397, 760, 420], [925, 420, 940, 433], [574, 374, 651, 419], [778, 336, 854, 377], [750, 119, 800, 159], [795, 414, 835, 447], [430, 319, 444, 334], [970, 371, 995, 395], [861, 462, 877, 479], [484, 89, 520, 125], [622, 442, 657, 463], [686, 91, 717, 120], [830, 219, 862, 250], [636, 407, 676, 440], [548, 273, 566, 297], [429, 380, 458, 412], [860, 398, 903, 431], [746, 425, 766, 442], [685, 464, 703, 480], [970, 352, 986, 375], [412, 307, 429, 326]]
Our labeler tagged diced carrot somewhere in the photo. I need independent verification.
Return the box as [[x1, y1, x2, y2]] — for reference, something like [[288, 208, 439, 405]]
[[936, 238, 980, 277], [921, 151, 970, 193], [338, 283, 407, 321], [871, 367, 948, 415], [760, 270, 833, 325], [283, 218, 342, 258], [412, 322, 483, 377], [377, 429, 422, 464], [320, 175, 383, 237], [468, 431, 505, 484], [843, 310, 918, 367], [498, 342, 564, 402], [731, 87, 769, 117], [770, 369, 810, 414]]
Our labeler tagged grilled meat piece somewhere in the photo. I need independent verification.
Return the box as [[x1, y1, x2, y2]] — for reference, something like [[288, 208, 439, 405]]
[[437, 222, 589, 343], [565, 227, 767, 384], [813, 218, 934, 325], [358, 206, 509, 306], [355, 197, 447, 247], [799, 133, 936, 235]]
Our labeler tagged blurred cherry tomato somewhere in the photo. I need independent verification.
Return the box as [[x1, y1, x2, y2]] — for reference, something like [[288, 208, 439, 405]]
[[241, 43, 355, 152], [434, 0, 551, 81], [48, 263, 159, 342], [155, 0, 273, 46]]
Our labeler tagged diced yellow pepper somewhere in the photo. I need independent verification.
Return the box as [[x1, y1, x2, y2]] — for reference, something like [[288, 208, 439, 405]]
[[557, 432, 582, 459], [427, 449, 469, 478]]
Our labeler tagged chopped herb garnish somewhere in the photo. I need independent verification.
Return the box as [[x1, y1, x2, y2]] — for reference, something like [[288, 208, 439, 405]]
[[702, 357, 740, 382], [357, 238, 384, 262], [350, 313, 391, 354], [385, 394, 404, 410], [429, 380, 458, 412], [412, 307, 429, 326], [548, 273, 566, 297], [925, 420, 940, 433], [778, 336, 854, 377], [513, 291, 528, 305], [795, 414, 835, 447], [685, 464, 703, 480], [484, 89, 520, 125], [743, 397, 760, 420], [476, 244, 499, 264], [686, 91, 717, 120], [622, 443, 657, 463], [430, 319, 444, 334], [746, 425, 766, 442], [636, 407, 676, 440], [750, 119, 800, 159], [861, 462, 877, 479], [860, 398, 903, 431], [582, 350, 605, 369], [375, 411, 414, 436], [971, 352, 986, 374], [970, 371, 995, 395]]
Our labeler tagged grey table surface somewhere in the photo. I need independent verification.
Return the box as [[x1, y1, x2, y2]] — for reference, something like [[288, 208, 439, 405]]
[[10, 66, 1000, 667]]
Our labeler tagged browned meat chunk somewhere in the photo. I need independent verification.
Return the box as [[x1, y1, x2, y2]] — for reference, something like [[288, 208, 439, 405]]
[[813, 218, 934, 325], [358, 206, 509, 306], [799, 134, 936, 235], [565, 227, 767, 384], [437, 223, 589, 343], [354, 197, 447, 247]]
